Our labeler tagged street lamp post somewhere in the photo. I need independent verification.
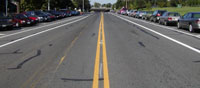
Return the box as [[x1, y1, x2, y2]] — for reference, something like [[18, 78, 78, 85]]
[[126, 0, 128, 8], [82, 0, 84, 12], [48, 0, 50, 10], [5, 0, 8, 16]]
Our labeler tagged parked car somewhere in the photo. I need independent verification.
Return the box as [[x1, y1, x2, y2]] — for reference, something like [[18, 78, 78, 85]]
[[135, 11, 146, 18], [60, 9, 72, 17], [130, 10, 138, 17], [177, 12, 200, 32], [141, 11, 154, 20], [12, 13, 34, 27], [23, 12, 39, 23], [43, 12, 56, 21], [150, 10, 167, 22], [120, 7, 127, 15], [127, 10, 134, 16], [0, 12, 13, 30], [25, 11, 44, 22], [35, 11, 51, 22], [159, 12, 181, 26], [48, 10, 63, 19]]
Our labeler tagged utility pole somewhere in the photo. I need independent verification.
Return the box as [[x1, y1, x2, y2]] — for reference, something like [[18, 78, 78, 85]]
[[5, 0, 8, 16], [48, 0, 50, 10], [126, 0, 128, 8], [82, 0, 84, 12]]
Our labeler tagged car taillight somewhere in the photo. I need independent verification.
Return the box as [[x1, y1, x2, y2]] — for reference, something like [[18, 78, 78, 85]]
[[196, 20, 200, 24], [157, 14, 161, 16], [168, 17, 172, 21]]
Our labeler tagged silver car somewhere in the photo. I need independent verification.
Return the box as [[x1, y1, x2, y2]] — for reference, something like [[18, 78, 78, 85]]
[[177, 12, 200, 32], [159, 12, 181, 26]]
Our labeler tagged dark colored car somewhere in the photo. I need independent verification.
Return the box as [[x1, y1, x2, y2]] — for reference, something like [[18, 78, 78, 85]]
[[159, 12, 181, 26], [35, 11, 51, 22], [135, 11, 146, 18], [48, 10, 63, 19], [22, 12, 39, 23], [150, 10, 167, 22], [60, 9, 72, 17], [0, 12, 13, 30], [12, 14, 35, 27], [177, 12, 200, 32], [43, 12, 56, 21], [141, 11, 154, 20]]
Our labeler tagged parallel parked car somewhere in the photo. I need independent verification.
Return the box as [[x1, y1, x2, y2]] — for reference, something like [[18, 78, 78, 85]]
[[35, 11, 51, 22], [48, 10, 63, 19], [159, 12, 181, 26], [43, 12, 56, 21], [177, 12, 200, 32], [130, 10, 138, 17], [25, 11, 44, 22], [135, 11, 146, 18], [60, 9, 72, 17], [141, 11, 154, 20], [150, 10, 167, 22], [12, 13, 34, 27], [127, 10, 134, 16], [0, 12, 13, 30], [23, 12, 39, 23]]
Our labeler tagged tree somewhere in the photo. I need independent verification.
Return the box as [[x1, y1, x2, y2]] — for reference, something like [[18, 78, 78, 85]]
[[94, 2, 101, 8]]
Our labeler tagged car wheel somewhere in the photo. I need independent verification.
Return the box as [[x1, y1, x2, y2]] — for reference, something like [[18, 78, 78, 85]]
[[158, 20, 161, 24], [164, 21, 168, 26], [177, 22, 181, 29], [153, 18, 156, 23], [189, 24, 194, 33]]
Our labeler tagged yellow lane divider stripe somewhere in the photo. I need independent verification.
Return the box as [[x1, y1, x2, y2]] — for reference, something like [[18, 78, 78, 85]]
[[92, 12, 110, 88], [92, 13, 102, 88]]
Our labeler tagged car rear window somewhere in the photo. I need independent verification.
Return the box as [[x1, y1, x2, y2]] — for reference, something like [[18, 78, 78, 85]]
[[192, 13, 200, 18], [168, 13, 180, 16]]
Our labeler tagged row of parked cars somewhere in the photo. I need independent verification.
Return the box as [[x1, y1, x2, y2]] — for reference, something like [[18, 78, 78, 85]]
[[0, 10, 82, 30], [118, 8, 200, 33]]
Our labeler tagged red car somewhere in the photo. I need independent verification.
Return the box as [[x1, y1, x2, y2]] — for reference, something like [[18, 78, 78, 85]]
[[12, 14, 36, 27], [22, 12, 39, 23]]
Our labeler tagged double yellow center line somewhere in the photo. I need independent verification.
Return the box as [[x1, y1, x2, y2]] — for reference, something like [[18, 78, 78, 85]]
[[92, 12, 110, 88]]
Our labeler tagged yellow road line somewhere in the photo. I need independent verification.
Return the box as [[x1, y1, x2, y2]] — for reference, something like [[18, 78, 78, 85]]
[[92, 13, 102, 88], [101, 13, 110, 88], [93, 12, 110, 88]]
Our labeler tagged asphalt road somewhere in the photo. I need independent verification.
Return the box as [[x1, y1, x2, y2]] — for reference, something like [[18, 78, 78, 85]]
[[0, 12, 200, 88]]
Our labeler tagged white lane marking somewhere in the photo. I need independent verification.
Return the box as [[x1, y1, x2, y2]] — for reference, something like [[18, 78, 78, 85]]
[[117, 14, 200, 38], [99, 63, 103, 79], [0, 34, 5, 35], [112, 13, 200, 54], [0, 16, 82, 39], [0, 15, 91, 48]]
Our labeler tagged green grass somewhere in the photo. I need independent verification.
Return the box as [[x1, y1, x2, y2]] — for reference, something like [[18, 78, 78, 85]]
[[150, 7, 200, 16]]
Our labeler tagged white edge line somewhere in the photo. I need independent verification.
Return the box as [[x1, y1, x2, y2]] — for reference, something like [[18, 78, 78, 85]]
[[0, 16, 82, 39], [0, 15, 91, 48], [0, 34, 5, 35], [112, 13, 200, 54]]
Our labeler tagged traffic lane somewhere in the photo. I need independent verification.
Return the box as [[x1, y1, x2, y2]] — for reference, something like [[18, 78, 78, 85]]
[[0, 14, 94, 88], [45, 13, 101, 88], [0, 15, 90, 46], [112, 13, 200, 54], [104, 13, 200, 88]]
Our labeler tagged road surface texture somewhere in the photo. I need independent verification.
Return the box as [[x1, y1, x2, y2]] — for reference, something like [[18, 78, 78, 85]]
[[0, 12, 200, 88]]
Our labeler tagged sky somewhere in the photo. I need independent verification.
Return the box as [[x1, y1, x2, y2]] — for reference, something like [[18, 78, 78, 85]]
[[90, 0, 117, 5]]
